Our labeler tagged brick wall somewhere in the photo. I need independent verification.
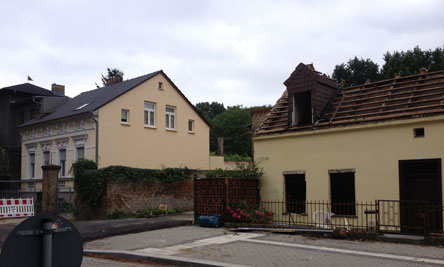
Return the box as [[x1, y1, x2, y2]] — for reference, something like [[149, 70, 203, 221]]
[[106, 178, 194, 215]]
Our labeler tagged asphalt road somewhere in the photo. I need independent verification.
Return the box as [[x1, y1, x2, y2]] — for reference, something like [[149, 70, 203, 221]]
[[82, 256, 176, 267]]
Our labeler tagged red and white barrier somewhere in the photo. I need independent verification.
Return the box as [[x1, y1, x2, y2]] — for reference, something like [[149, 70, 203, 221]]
[[0, 198, 34, 218]]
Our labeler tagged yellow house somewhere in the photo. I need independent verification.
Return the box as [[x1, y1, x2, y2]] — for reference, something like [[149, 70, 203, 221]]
[[254, 63, 444, 231], [20, 71, 210, 192]]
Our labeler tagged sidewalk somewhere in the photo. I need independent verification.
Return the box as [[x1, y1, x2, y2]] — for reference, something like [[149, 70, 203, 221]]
[[0, 212, 193, 247], [84, 225, 444, 267]]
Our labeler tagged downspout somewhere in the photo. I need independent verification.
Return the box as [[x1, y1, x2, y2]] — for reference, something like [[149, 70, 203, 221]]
[[88, 112, 99, 165]]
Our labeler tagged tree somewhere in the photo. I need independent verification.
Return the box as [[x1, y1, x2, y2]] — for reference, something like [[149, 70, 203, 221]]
[[195, 102, 226, 121], [98, 68, 124, 87], [210, 106, 252, 156], [381, 46, 444, 79], [332, 57, 381, 87]]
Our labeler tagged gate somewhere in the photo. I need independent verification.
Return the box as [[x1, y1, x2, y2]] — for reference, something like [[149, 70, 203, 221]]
[[194, 178, 258, 222], [378, 200, 443, 235]]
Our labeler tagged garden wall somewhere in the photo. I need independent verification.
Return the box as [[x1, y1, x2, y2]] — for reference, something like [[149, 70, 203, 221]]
[[106, 178, 194, 215]]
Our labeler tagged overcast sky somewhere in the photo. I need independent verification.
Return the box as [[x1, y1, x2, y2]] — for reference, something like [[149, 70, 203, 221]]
[[1, 0, 443, 107]]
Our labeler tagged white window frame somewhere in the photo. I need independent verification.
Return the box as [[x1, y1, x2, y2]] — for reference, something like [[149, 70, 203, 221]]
[[165, 106, 176, 130], [43, 150, 51, 166], [59, 149, 67, 177], [188, 119, 195, 133], [29, 153, 35, 179], [121, 109, 129, 124], [76, 146, 85, 160], [144, 102, 156, 127]]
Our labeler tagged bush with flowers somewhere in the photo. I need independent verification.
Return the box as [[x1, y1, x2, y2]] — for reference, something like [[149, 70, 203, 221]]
[[226, 201, 273, 225]]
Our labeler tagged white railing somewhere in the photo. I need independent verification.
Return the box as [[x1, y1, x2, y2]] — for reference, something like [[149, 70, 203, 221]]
[[0, 198, 34, 218]]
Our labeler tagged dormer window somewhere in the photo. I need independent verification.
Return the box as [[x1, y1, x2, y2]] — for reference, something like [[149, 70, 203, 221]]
[[292, 91, 312, 126]]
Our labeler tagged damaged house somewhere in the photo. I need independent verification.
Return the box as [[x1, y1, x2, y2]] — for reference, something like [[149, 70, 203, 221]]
[[254, 63, 444, 231]]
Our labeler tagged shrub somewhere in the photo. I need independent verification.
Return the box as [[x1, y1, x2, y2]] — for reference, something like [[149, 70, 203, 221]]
[[107, 209, 128, 220], [227, 201, 273, 225]]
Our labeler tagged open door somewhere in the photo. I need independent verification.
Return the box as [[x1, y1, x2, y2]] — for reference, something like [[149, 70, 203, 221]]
[[399, 159, 442, 234]]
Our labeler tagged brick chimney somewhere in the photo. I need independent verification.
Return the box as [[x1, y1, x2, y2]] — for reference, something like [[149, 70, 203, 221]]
[[106, 75, 123, 86], [51, 83, 65, 96]]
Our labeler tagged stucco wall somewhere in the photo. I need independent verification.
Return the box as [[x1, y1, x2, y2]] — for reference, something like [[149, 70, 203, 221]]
[[97, 73, 210, 170], [20, 115, 96, 190], [254, 116, 444, 202]]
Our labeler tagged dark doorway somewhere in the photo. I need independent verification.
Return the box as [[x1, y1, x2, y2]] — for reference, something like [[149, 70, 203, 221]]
[[285, 174, 306, 213], [399, 159, 442, 234]]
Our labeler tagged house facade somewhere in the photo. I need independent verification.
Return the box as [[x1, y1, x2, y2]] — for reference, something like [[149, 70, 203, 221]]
[[0, 83, 66, 182], [20, 71, 210, 192], [254, 63, 444, 220]]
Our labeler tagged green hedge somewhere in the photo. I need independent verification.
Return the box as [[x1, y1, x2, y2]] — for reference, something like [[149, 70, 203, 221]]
[[72, 159, 193, 219], [204, 162, 263, 179]]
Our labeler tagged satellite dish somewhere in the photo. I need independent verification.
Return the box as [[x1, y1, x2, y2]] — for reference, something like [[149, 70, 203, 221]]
[[0, 214, 83, 267]]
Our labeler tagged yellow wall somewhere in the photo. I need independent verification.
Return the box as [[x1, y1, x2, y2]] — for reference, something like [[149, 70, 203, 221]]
[[254, 116, 444, 202], [98, 73, 210, 170]]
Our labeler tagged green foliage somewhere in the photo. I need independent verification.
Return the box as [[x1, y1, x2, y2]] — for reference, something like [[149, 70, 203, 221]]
[[107, 209, 128, 219], [100, 67, 124, 87], [195, 102, 226, 121], [57, 198, 74, 213], [332, 45, 444, 87], [224, 154, 252, 162], [204, 162, 263, 179], [211, 106, 252, 156], [382, 46, 444, 79], [72, 159, 193, 219], [332, 57, 381, 87]]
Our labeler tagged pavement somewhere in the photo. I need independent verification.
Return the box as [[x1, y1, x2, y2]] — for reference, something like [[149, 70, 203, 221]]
[[2, 213, 444, 266], [84, 225, 444, 267], [0, 212, 194, 247]]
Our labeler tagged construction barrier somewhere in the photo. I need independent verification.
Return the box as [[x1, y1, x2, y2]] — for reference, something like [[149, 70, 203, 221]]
[[0, 198, 34, 218]]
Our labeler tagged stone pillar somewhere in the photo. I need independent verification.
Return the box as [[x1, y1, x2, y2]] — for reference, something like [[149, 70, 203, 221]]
[[42, 165, 61, 214]]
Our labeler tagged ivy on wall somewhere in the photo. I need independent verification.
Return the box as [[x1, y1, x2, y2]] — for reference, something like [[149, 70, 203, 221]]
[[204, 162, 263, 179], [72, 159, 194, 219]]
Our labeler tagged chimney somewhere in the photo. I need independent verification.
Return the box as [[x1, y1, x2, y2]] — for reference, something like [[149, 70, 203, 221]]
[[51, 83, 65, 96], [106, 75, 123, 86]]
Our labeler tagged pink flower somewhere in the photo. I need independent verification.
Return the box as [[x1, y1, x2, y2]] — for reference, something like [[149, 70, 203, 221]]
[[262, 206, 265, 209], [246, 214, 250, 219], [260, 217, 264, 221], [237, 215, 241, 219], [236, 208, 240, 213], [255, 211, 260, 215], [269, 220, 272, 224], [268, 211, 273, 216], [233, 213, 237, 218], [240, 211, 244, 216], [230, 209, 234, 214]]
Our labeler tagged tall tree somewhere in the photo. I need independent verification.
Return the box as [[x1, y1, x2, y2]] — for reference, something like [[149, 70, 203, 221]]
[[332, 57, 381, 87], [195, 102, 226, 121], [211, 106, 252, 156], [381, 46, 444, 79], [99, 68, 124, 87]]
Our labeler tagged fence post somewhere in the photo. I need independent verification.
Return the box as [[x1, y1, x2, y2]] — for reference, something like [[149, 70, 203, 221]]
[[375, 200, 379, 233], [425, 201, 429, 235], [41, 165, 60, 214]]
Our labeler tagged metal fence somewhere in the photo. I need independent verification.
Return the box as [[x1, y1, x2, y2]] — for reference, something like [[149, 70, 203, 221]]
[[224, 200, 444, 236]]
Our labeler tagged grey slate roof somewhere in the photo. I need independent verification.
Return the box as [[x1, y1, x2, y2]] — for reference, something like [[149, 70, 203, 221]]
[[0, 83, 54, 96], [22, 71, 162, 127]]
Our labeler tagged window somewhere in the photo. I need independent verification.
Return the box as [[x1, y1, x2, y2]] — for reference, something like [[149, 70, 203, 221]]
[[144, 102, 156, 127], [284, 173, 306, 213], [29, 153, 35, 178], [19, 112, 25, 125], [30, 108, 38, 119], [121, 109, 129, 123], [43, 151, 51, 165], [59, 149, 66, 177], [330, 172, 355, 216], [76, 147, 85, 160], [188, 119, 194, 132], [165, 106, 176, 130], [158, 82, 163, 89], [292, 92, 312, 126], [414, 128, 425, 138]]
